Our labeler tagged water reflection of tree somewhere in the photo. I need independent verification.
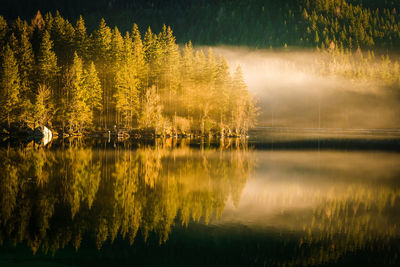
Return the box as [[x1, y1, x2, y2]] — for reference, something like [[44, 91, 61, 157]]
[[0, 138, 253, 253], [259, 182, 400, 267]]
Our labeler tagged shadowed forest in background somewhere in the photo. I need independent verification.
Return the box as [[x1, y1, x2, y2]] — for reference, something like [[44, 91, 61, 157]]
[[0, 11, 256, 137], [1, 0, 400, 49]]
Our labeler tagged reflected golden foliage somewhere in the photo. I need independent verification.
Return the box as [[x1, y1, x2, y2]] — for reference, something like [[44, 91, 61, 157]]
[[0, 139, 253, 253]]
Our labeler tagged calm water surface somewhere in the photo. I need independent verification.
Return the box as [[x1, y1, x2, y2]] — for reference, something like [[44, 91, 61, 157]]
[[0, 132, 399, 266]]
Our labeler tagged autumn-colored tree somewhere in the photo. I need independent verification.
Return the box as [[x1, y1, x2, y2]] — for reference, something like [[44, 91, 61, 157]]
[[138, 85, 162, 130]]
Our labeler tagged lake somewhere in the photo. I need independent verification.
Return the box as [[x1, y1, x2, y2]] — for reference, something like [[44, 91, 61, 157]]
[[0, 130, 399, 266]]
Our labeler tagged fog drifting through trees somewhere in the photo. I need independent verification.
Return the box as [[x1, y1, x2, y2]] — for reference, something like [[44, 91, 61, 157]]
[[214, 46, 400, 129]]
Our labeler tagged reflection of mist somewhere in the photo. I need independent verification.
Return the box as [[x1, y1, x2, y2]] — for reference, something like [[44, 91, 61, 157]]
[[220, 150, 400, 229], [212, 47, 400, 129]]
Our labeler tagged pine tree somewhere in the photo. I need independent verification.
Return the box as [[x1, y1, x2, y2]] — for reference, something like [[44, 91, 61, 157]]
[[231, 65, 255, 135], [162, 26, 180, 113], [11, 17, 29, 40], [83, 62, 102, 121], [0, 16, 7, 47], [0, 45, 20, 127], [8, 33, 18, 53], [114, 62, 139, 129], [143, 27, 162, 88], [93, 18, 112, 128], [111, 26, 124, 66], [74, 15, 89, 59], [131, 24, 146, 94], [213, 56, 231, 132], [37, 30, 58, 88], [180, 41, 194, 118], [93, 18, 112, 64], [16, 28, 35, 123], [49, 11, 75, 64], [31, 10, 45, 31], [65, 52, 91, 133]]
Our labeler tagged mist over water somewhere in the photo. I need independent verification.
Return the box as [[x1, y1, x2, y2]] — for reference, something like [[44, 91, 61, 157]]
[[213, 46, 400, 130]]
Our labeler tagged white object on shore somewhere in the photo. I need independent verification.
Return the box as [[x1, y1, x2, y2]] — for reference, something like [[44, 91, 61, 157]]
[[34, 125, 53, 146]]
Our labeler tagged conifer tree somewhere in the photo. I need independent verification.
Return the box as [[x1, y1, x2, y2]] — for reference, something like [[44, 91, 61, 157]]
[[132, 24, 146, 94], [0, 16, 7, 47], [180, 41, 194, 118], [0, 45, 20, 127], [111, 27, 124, 66], [93, 18, 112, 128], [93, 18, 112, 64], [37, 30, 58, 88], [143, 27, 162, 88], [65, 52, 91, 133], [231, 66, 255, 135], [83, 62, 102, 121], [31, 10, 45, 31], [74, 15, 89, 59], [11, 17, 29, 40], [8, 33, 18, 53], [49, 11, 75, 64], [16, 28, 35, 122], [213, 56, 231, 132], [161, 25, 180, 114], [114, 61, 139, 129]]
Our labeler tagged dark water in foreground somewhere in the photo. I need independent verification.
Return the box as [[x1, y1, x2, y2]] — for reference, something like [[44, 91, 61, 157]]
[[0, 132, 400, 266]]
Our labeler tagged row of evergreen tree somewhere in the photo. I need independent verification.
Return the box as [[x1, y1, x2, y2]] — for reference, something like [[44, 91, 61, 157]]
[[2, 0, 398, 49], [0, 11, 256, 135]]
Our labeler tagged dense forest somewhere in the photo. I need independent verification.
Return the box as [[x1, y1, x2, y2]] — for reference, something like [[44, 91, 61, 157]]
[[0, 11, 256, 136], [0, 0, 399, 49]]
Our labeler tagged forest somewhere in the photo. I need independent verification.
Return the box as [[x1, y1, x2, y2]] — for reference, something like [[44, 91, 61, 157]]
[[1, 0, 399, 49], [0, 11, 256, 137]]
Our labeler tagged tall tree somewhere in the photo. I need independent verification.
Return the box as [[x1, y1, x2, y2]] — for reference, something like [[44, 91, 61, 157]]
[[83, 62, 102, 123], [0, 16, 7, 47], [131, 24, 146, 95], [16, 28, 35, 123], [93, 18, 112, 128], [65, 52, 91, 133], [37, 30, 58, 88], [231, 65, 255, 135], [74, 15, 89, 59], [114, 62, 139, 129], [49, 11, 75, 64], [213, 56, 231, 132], [0, 45, 20, 127]]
